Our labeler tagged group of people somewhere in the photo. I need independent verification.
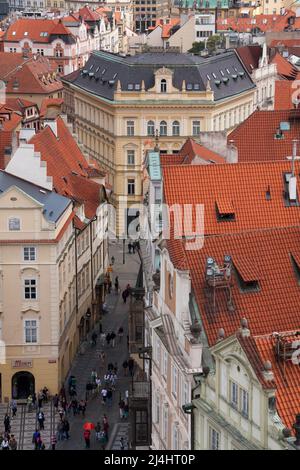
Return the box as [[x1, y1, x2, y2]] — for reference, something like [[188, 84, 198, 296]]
[[1, 413, 17, 450], [128, 241, 139, 254], [27, 386, 49, 413]]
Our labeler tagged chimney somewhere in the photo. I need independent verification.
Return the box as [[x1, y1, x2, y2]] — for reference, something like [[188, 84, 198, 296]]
[[216, 328, 225, 342], [262, 360, 274, 381]]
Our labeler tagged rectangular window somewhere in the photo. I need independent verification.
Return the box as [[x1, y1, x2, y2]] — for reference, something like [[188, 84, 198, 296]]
[[241, 388, 249, 418], [230, 381, 238, 409], [209, 427, 220, 450], [162, 349, 168, 378], [182, 380, 189, 407], [163, 406, 168, 440], [127, 150, 135, 165], [9, 217, 20, 231], [156, 338, 161, 364], [24, 320, 37, 343], [135, 410, 148, 444], [155, 392, 160, 424], [24, 279, 37, 300], [128, 179, 135, 195], [172, 365, 178, 397], [23, 247, 36, 261], [192, 120, 201, 136], [127, 120, 135, 136]]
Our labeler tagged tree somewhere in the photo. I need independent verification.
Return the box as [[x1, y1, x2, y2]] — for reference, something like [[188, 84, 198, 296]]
[[188, 41, 205, 54], [206, 35, 221, 53]]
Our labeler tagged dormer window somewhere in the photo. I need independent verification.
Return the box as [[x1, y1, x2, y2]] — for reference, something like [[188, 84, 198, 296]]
[[161, 79, 167, 93], [216, 200, 235, 222], [233, 256, 260, 293]]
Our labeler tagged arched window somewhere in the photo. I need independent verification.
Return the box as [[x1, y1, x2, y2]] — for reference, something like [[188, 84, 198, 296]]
[[172, 121, 180, 136], [161, 79, 167, 93], [160, 121, 167, 136], [147, 120, 155, 136]]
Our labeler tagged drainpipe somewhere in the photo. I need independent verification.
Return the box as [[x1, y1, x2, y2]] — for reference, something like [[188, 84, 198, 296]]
[[89, 217, 97, 326]]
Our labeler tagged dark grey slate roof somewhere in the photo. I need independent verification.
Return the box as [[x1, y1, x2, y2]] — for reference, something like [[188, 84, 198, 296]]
[[63, 50, 255, 102], [0, 170, 71, 223]]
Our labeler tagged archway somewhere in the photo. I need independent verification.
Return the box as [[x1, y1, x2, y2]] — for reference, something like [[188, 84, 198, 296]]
[[11, 371, 35, 399]]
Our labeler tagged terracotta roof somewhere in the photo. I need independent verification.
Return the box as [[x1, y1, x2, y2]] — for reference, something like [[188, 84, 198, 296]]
[[4, 18, 74, 43], [0, 52, 63, 95], [75, 6, 102, 22], [0, 107, 22, 168], [271, 53, 298, 80], [160, 154, 185, 167], [244, 332, 300, 431], [40, 97, 63, 118], [162, 160, 300, 235], [180, 138, 225, 164], [228, 109, 300, 162], [274, 80, 300, 110], [270, 39, 300, 48], [5, 98, 36, 111], [236, 45, 262, 74], [29, 116, 104, 220], [217, 11, 295, 33], [151, 18, 181, 39], [170, 227, 300, 346]]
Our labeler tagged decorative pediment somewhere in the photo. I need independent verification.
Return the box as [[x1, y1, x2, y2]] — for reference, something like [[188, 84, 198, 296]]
[[21, 306, 39, 314], [155, 67, 173, 77]]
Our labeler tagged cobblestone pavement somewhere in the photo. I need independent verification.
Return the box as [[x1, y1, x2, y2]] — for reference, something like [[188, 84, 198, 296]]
[[57, 241, 140, 451]]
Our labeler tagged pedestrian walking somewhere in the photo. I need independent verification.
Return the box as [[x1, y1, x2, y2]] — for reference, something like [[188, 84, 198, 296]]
[[95, 422, 101, 441], [103, 418, 109, 440], [63, 418, 70, 440], [132, 242, 136, 254], [32, 392, 37, 410], [100, 350, 106, 366], [123, 404, 129, 419], [96, 377, 101, 393], [128, 242, 132, 254], [32, 429, 41, 450], [53, 394, 59, 411], [122, 360, 128, 376], [79, 399, 86, 417], [110, 331, 116, 348], [100, 333, 106, 347], [51, 434, 57, 450], [83, 429, 91, 449], [120, 437, 125, 450], [10, 400, 17, 418], [122, 289, 129, 303], [106, 388, 113, 407], [128, 358, 134, 376], [108, 280, 112, 294], [101, 387, 107, 405], [91, 369, 97, 384], [114, 276, 119, 293], [119, 399, 125, 419], [91, 332, 97, 346], [4, 414, 10, 433], [118, 326, 124, 342], [58, 407, 64, 421], [57, 421, 64, 441], [38, 390, 43, 409], [1, 437, 9, 450], [99, 430, 107, 450], [106, 332, 111, 347], [9, 434, 17, 450], [37, 410, 45, 430], [27, 395, 33, 412]]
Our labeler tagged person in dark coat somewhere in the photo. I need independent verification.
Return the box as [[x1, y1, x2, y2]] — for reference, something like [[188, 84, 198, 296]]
[[106, 332, 111, 346], [4, 414, 10, 433]]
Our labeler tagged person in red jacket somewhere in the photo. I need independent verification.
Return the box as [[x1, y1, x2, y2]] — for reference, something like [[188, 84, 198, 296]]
[[83, 429, 91, 449]]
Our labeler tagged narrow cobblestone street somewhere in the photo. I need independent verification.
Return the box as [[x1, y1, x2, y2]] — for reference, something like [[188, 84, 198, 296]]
[[57, 240, 140, 451]]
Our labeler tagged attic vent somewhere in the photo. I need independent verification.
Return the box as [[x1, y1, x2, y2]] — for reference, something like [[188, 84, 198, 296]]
[[215, 80, 221, 86], [108, 80, 115, 87], [212, 73, 216, 78], [232, 74, 238, 80], [101, 68, 106, 75], [222, 77, 229, 84], [239, 71, 245, 78], [95, 67, 100, 72], [113, 73, 118, 79], [82, 69, 88, 76], [89, 64, 94, 70], [274, 127, 284, 140], [233, 257, 260, 293], [216, 200, 235, 221], [89, 72, 94, 78]]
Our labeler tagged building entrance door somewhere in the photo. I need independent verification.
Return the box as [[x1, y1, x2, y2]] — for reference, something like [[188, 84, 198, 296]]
[[11, 371, 35, 399]]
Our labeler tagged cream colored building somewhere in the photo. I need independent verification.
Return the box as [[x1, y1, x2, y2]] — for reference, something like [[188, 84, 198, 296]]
[[0, 136, 108, 402], [62, 50, 256, 233]]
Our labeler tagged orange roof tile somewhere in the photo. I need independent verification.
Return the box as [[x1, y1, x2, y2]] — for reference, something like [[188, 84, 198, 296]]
[[228, 109, 300, 162], [274, 80, 297, 110], [232, 254, 259, 282], [217, 11, 295, 33], [162, 161, 300, 236], [4, 18, 74, 43], [216, 197, 235, 215], [236, 45, 262, 74], [271, 53, 298, 80], [252, 332, 300, 431], [40, 97, 63, 118]]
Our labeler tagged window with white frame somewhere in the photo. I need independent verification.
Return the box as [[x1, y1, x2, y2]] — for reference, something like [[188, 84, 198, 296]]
[[162, 349, 168, 378], [172, 121, 180, 136], [160, 79, 167, 93], [240, 388, 249, 418], [192, 120, 201, 136], [160, 121, 167, 136], [9, 217, 20, 231], [127, 179, 135, 195], [126, 120, 135, 136], [209, 426, 220, 450], [24, 279, 37, 300], [172, 364, 178, 397], [155, 392, 160, 424], [23, 246, 36, 262], [182, 380, 189, 407], [147, 120, 155, 136], [230, 380, 238, 409], [24, 320, 37, 343], [163, 405, 168, 440], [173, 425, 179, 450], [127, 150, 135, 166], [156, 338, 161, 364]]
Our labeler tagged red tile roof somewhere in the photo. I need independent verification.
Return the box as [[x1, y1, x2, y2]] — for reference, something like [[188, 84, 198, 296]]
[[274, 80, 300, 110], [0, 106, 22, 168], [217, 11, 295, 33], [236, 45, 262, 74], [271, 53, 298, 79], [160, 138, 225, 167], [40, 97, 63, 118], [4, 18, 74, 43], [169, 227, 300, 346], [228, 109, 300, 162], [29, 116, 105, 220], [0, 53, 62, 95], [162, 161, 300, 235], [244, 332, 300, 431], [5, 98, 36, 111]]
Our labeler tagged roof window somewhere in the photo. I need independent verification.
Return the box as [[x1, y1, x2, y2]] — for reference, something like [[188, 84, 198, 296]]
[[186, 83, 193, 90], [12, 31, 16, 35], [290, 253, 300, 285], [206, 74, 211, 80], [135, 84, 140, 90], [212, 73, 217, 78], [128, 84, 134, 90], [194, 84, 200, 90], [216, 200, 235, 221], [233, 257, 260, 293]]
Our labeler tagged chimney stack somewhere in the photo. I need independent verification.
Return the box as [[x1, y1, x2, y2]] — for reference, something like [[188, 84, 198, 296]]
[[262, 360, 274, 381], [239, 318, 250, 337]]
